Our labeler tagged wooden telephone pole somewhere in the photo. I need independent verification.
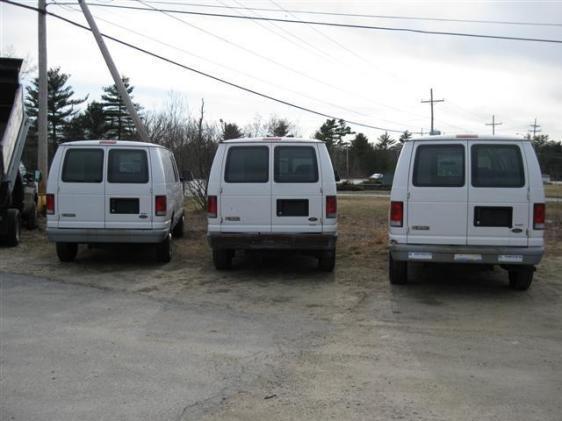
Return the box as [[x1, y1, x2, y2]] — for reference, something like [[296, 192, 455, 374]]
[[485, 115, 502, 135], [421, 88, 444, 135]]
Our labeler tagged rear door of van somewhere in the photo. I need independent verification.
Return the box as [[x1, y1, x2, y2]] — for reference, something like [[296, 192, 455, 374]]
[[104, 147, 153, 230], [220, 144, 271, 233], [271, 143, 323, 233], [57, 146, 105, 229], [467, 142, 529, 246], [407, 140, 468, 245]]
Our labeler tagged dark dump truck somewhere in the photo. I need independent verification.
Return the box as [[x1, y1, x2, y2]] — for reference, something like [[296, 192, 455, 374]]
[[0, 58, 31, 246]]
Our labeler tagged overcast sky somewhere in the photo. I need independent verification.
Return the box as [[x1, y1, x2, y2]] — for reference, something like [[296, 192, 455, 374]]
[[2, 0, 562, 141]]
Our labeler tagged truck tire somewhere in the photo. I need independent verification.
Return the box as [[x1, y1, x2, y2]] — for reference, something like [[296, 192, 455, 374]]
[[5, 209, 21, 247], [508, 268, 533, 291], [318, 249, 336, 272], [171, 214, 184, 238], [56, 242, 78, 262], [156, 234, 173, 263], [389, 252, 408, 284], [213, 249, 232, 270]]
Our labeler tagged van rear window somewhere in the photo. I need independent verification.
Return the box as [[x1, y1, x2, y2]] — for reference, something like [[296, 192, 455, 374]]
[[274, 146, 318, 183], [413, 144, 465, 187], [108, 149, 149, 183], [471, 145, 524, 188], [62, 149, 103, 183], [225, 146, 269, 183]]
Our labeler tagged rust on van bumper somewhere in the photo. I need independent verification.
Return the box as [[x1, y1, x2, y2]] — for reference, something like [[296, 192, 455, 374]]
[[208, 233, 337, 250], [390, 244, 543, 265]]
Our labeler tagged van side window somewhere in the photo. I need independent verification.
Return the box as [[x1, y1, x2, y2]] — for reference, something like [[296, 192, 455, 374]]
[[108, 149, 149, 183], [413, 144, 465, 187], [471, 145, 524, 188], [225, 146, 269, 183], [274, 146, 318, 183], [170, 152, 180, 182], [62, 149, 104, 183]]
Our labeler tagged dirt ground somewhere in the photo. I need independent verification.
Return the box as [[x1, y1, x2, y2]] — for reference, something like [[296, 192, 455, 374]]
[[1, 196, 561, 309], [2, 197, 562, 420]]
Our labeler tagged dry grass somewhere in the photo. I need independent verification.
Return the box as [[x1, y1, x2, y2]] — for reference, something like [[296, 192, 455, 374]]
[[545, 183, 562, 198]]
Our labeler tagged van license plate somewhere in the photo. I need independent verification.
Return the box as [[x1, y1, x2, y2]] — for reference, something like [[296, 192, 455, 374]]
[[454, 254, 482, 262], [408, 252, 432, 260], [498, 255, 523, 263]]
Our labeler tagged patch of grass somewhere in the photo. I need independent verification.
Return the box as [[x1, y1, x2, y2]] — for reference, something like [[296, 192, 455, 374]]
[[544, 183, 562, 198]]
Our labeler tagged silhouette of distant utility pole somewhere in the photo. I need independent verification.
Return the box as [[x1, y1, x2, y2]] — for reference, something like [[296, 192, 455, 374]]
[[421, 88, 444, 135], [485, 115, 502, 135], [529, 118, 541, 137]]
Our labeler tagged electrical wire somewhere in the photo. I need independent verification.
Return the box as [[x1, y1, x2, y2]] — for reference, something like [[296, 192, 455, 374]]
[[1, 0, 408, 133], [51, 2, 562, 44], [98, 0, 562, 28]]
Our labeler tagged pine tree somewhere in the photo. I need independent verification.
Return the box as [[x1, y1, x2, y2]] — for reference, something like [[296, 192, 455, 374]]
[[25, 67, 87, 159], [221, 121, 243, 140], [101, 76, 141, 140]]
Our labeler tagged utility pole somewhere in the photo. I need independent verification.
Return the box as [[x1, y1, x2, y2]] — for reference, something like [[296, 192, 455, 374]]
[[421, 88, 444, 135], [485, 114, 502, 135], [529, 118, 541, 138], [37, 0, 48, 202], [78, 0, 150, 143]]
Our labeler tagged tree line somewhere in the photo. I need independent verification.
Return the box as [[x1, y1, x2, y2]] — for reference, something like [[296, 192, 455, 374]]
[[22, 67, 562, 187]]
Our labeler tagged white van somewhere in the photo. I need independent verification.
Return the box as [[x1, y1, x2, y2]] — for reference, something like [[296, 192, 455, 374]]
[[207, 137, 338, 271], [389, 135, 545, 290], [47, 140, 185, 262]]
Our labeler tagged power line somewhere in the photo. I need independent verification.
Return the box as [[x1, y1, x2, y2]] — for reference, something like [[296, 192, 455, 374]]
[[52, 1, 383, 121], [134, 0, 421, 122], [102, 0, 562, 28], [1, 0, 406, 133], [52, 2, 562, 44]]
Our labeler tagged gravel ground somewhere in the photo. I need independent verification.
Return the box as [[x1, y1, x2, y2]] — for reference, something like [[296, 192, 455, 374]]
[[1, 197, 561, 420]]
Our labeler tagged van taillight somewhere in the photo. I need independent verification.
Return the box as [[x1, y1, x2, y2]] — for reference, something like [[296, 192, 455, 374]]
[[207, 196, 217, 218], [326, 196, 337, 218], [533, 203, 545, 230], [46, 194, 55, 215], [390, 201, 403, 227], [155, 195, 167, 216]]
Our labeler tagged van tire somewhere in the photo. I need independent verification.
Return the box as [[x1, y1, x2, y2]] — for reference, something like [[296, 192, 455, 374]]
[[213, 249, 232, 270], [156, 234, 173, 263], [508, 268, 533, 291], [25, 203, 38, 229], [172, 214, 184, 238], [389, 253, 408, 284], [318, 250, 336, 272], [56, 242, 78, 262], [5, 209, 21, 247]]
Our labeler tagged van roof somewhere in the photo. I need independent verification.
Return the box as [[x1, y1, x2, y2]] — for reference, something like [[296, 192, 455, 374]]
[[410, 134, 528, 142], [60, 140, 166, 148], [222, 137, 323, 144]]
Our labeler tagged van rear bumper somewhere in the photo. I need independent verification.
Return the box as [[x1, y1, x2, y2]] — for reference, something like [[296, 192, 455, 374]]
[[47, 227, 169, 244], [390, 243, 543, 265], [208, 233, 337, 251]]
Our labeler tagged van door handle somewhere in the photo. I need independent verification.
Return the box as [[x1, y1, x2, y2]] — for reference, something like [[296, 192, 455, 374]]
[[511, 228, 523, 233]]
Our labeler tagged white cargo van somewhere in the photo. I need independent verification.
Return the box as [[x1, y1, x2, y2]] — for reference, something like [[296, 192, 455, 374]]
[[389, 135, 545, 290], [207, 137, 338, 271], [47, 140, 184, 263]]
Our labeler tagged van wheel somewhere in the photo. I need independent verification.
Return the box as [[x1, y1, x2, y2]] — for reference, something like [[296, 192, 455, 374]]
[[5, 209, 21, 247], [318, 250, 336, 272], [171, 215, 184, 238], [389, 252, 408, 284], [26, 204, 38, 229], [508, 268, 534, 291], [213, 249, 232, 270], [56, 242, 78, 262], [156, 234, 173, 263]]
